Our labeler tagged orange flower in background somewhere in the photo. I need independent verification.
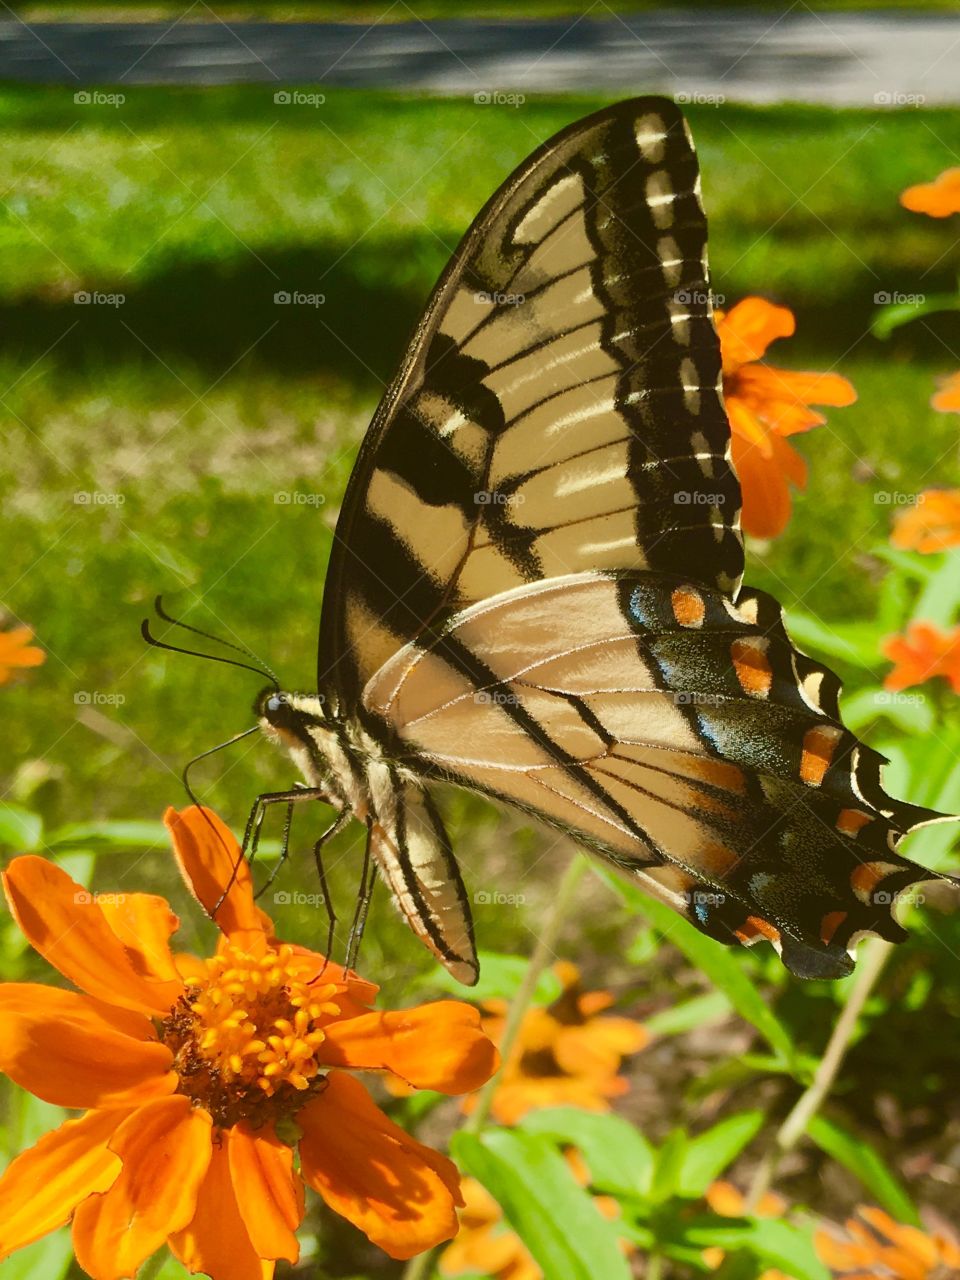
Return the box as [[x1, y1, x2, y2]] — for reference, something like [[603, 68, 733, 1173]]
[[931, 371, 960, 414], [816, 1205, 960, 1279], [891, 490, 960, 553], [716, 297, 857, 539], [465, 960, 649, 1126], [882, 622, 960, 694], [441, 1154, 630, 1280], [900, 169, 960, 218], [0, 624, 44, 685], [0, 806, 498, 1277], [703, 1181, 792, 1279], [440, 1178, 541, 1280]]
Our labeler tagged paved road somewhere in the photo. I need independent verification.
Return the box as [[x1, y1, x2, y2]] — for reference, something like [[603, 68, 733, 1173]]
[[0, 10, 958, 104]]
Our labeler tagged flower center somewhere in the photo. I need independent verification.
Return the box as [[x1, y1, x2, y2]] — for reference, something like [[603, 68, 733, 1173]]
[[160, 942, 345, 1129]]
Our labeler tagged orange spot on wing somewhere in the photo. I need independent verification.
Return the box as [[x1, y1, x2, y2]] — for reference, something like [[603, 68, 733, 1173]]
[[836, 809, 872, 836], [735, 915, 781, 943], [731, 638, 773, 697], [671, 586, 705, 628], [820, 911, 847, 945], [800, 726, 842, 786], [851, 861, 889, 900]]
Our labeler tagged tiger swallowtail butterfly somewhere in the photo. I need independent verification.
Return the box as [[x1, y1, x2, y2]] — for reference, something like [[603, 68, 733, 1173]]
[[205, 98, 953, 985]]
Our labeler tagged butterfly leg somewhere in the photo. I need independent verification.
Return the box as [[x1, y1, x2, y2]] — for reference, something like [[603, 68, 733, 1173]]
[[344, 820, 378, 974], [312, 808, 352, 974]]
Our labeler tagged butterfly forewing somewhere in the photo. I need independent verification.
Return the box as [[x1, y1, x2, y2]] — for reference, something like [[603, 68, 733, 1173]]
[[365, 572, 948, 979], [319, 98, 743, 704]]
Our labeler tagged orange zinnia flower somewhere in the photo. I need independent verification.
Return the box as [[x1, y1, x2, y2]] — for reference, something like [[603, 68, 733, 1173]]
[[0, 806, 498, 1277], [440, 1178, 541, 1280], [900, 169, 960, 219], [716, 297, 857, 539], [882, 622, 960, 694], [931, 371, 960, 414], [464, 960, 649, 1125], [891, 489, 960, 553], [703, 1181, 793, 1279], [816, 1205, 960, 1279], [0, 624, 44, 684]]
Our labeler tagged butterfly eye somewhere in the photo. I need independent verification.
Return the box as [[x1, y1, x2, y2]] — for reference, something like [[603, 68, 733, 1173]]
[[255, 688, 289, 720]]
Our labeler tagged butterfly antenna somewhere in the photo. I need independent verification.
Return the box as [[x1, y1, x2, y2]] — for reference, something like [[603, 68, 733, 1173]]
[[142, 616, 279, 689], [148, 596, 281, 689]]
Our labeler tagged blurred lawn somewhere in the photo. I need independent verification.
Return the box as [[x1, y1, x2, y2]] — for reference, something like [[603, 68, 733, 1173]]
[[1, 87, 959, 986], [14, 0, 960, 19]]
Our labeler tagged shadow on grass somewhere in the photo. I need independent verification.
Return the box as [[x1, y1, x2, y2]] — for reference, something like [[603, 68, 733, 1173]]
[[4, 235, 960, 391], [1, 238, 436, 390]]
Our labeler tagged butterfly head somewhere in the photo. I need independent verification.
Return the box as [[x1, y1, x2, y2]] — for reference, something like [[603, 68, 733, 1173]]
[[255, 688, 329, 741]]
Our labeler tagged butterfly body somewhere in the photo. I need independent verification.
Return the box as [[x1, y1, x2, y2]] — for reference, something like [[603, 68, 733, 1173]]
[[250, 96, 948, 985]]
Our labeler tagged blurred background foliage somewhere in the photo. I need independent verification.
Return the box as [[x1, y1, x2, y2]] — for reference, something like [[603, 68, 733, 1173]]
[[1, 87, 958, 1278]]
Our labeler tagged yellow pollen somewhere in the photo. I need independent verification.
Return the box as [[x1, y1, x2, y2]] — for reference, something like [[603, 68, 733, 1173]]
[[171, 943, 346, 1104]]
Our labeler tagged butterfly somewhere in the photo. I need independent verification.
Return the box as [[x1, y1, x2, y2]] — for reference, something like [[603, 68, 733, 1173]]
[[156, 96, 949, 987]]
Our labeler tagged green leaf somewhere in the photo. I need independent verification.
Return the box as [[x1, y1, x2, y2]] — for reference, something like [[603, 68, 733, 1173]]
[[645, 991, 731, 1038], [678, 1112, 764, 1196], [519, 1106, 655, 1197], [419, 950, 563, 1004], [912, 547, 960, 626], [684, 1217, 829, 1280], [840, 686, 934, 736], [0, 1228, 73, 1280], [871, 291, 960, 340], [781, 612, 883, 669], [600, 871, 796, 1068], [44, 820, 170, 852], [0, 803, 42, 851], [453, 1128, 632, 1280], [807, 1115, 918, 1225], [650, 1129, 688, 1203]]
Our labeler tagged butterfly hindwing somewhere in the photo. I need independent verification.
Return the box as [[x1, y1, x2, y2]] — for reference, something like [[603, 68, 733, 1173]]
[[364, 572, 949, 979], [319, 97, 743, 705]]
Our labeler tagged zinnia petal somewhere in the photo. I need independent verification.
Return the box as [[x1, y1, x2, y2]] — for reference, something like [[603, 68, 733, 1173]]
[[931, 370, 960, 414], [731, 421, 805, 539], [0, 626, 44, 682], [320, 1002, 498, 1093], [97, 892, 182, 986], [0, 984, 175, 1109], [228, 1126, 303, 1264], [717, 297, 795, 373], [2, 856, 182, 1015], [0, 1109, 125, 1259], [553, 1018, 650, 1078], [72, 1096, 213, 1280], [170, 1138, 273, 1280], [299, 1071, 462, 1261], [900, 168, 960, 218], [891, 489, 960, 553], [165, 806, 274, 942]]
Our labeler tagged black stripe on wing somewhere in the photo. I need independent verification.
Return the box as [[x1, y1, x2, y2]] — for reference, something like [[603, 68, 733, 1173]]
[[318, 97, 743, 705]]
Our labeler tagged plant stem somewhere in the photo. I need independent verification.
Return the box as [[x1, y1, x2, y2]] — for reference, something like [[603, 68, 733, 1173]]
[[400, 852, 589, 1280], [745, 938, 892, 1211], [463, 851, 589, 1136]]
